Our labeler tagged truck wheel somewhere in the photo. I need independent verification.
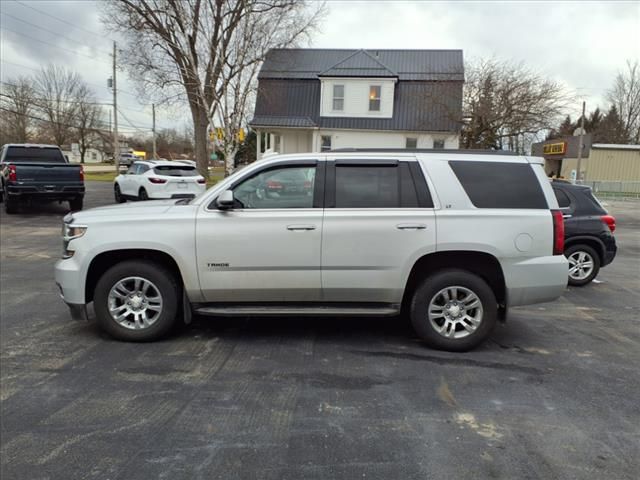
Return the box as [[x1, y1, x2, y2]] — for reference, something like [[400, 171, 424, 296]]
[[410, 269, 497, 352], [114, 184, 125, 203], [93, 260, 179, 341], [138, 188, 148, 201], [4, 193, 17, 214], [69, 197, 84, 211], [566, 244, 600, 286]]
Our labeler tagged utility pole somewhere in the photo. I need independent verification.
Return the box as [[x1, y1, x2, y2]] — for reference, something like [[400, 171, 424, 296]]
[[575, 101, 586, 184], [112, 41, 119, 173], [152, 103, 157, 159]]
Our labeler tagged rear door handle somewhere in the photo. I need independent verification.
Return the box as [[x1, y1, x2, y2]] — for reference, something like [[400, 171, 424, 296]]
[[396, 223, 427, 230], [287, 224, 316, 231]]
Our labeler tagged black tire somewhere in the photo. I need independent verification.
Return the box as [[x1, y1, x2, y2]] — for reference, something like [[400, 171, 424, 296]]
[[114, 184, 125, 203], [69, 197, 84, 211], [565, 244, 601, 286], [93, 260, 180, 341], [138, 188, 148, 201], [410, 269, 497, 352], [4, 192, 17, 214]]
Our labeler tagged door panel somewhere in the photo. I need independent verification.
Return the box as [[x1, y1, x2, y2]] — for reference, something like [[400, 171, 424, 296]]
[[321, 209, 436, 303], [196, 209, 322, 301]]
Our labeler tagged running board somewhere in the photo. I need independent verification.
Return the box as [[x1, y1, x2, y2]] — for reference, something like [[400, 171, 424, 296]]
[[194, 304, 400, 317]]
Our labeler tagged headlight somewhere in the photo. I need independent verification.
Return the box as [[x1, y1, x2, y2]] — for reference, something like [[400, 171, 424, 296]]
[[62, 222, 87, 259]]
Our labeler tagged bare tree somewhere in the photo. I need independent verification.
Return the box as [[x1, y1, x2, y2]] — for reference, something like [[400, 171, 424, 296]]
[[75, 85, 105, 163], [0, 76, 36, 143], [101, 0, 324, 177], [34, 65, 82, 146], [462, 59, 573, 153], [606, 60, 640, 144]]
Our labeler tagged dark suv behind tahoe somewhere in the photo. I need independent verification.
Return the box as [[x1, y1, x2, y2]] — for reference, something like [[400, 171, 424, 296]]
[[552, 181, 617, 286]]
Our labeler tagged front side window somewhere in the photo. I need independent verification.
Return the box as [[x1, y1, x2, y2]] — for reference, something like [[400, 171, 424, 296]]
[[406, 137, 418, 149], [231, 165, 316, 209], [321, 135, 332, 152], [332, 84, 344, 111], [369, 85, 381, 111], [127, 163, 138, 175], [433, 139, 445, 149]]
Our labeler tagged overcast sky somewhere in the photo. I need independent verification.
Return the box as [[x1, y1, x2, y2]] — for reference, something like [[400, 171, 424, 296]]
[[1, 0, 639, 136]]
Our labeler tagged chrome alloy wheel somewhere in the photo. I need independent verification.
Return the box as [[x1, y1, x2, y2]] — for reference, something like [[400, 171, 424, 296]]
[[568, 251, 594, 281], [428, 286, 483, 339], [107, 276, 163, 330]]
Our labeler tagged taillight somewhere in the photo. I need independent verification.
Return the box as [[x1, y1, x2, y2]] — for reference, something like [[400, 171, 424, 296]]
[[79, 165, 84, 181], [8, 165, 17, 182], [551, 210, 565, 255], [197, 178, 206, 184], [266, 180, 283, 190], [148, 177, 167, 184], [601, 215, 616, 233]]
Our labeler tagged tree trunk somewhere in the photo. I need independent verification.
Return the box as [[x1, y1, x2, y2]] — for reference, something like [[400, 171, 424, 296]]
[[192, 109, 209, 178], [223, 145, 238, 177]]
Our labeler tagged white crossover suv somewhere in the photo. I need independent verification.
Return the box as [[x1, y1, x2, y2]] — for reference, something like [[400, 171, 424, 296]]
[[56, 150, 568, 351], [114, 160, 206, 202]]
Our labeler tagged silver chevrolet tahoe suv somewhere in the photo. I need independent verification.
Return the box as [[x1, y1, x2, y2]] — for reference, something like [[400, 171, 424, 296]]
[[55, 150, 568, 351]]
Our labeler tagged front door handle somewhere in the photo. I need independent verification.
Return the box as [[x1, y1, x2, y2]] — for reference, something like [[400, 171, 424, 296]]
[[396, 223, 427, 230], [287, 224, 316, 231]]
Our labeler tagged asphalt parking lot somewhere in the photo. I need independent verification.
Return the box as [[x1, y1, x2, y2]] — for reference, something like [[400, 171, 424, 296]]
[[1, 181, 639, 480]]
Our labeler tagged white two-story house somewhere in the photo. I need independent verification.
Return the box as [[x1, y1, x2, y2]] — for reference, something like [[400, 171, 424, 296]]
[[250, 49, 464, 159]]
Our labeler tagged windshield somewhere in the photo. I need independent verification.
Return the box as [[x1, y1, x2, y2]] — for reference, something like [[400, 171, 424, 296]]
[[5, 146, 66, 163], [153, 165, 199, 177]]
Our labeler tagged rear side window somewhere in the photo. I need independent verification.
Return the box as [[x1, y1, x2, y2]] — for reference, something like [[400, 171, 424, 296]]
[[334, 163, 424, 208], [153, 165, 198, 177], [449, 161, 548, 209], [5, 146, 66, 163], [553, 188, 571, 208]]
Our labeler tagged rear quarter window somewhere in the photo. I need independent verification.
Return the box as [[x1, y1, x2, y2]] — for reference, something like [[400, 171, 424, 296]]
[[449, 161, 548, 209]]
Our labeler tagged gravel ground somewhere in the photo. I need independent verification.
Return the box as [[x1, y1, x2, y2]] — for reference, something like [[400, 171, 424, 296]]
[[1, 182, 639, 479]]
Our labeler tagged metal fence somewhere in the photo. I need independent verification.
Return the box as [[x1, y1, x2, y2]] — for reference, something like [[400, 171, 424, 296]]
[[578, 181, 640, 199]]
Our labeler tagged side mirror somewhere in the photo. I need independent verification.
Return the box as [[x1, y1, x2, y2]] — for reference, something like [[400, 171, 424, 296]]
[[216, 190, 234, 210]]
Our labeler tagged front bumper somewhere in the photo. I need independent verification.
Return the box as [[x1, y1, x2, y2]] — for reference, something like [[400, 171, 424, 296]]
[[503, 255, 568, 307], [55, 256, 86, 305]]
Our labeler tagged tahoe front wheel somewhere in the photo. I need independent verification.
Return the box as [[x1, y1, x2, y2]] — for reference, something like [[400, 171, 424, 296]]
[[93, 260, 179, 341], [410, 269, 497, 351]]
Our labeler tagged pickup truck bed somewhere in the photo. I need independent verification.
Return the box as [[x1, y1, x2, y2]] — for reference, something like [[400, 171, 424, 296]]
[[1, 144, 85, 214]]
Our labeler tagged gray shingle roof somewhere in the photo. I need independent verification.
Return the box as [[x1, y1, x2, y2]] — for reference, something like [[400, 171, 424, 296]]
[[250, 115, 317, 128], [259, 49, 464, 81]]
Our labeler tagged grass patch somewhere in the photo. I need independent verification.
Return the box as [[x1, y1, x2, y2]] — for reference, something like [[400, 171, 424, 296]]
[[85, 171, 118, 182]]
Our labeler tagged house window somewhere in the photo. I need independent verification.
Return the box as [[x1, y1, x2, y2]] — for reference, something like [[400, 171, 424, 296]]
[[406, 137, 417, 149], [369, 85, 381, 111], [433, 139, 445, 149], [274, 134, 281, 153], [321, 135, 332, 152], [333, 85, 344, 111]]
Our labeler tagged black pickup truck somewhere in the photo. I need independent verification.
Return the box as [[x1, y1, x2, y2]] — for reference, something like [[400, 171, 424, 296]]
[[0, 144, 85, 214]]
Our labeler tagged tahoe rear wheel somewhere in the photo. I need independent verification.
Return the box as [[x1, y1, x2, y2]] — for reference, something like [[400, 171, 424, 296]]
[[93, 260, 179, 341], [410, 269, 497, 351], [565, 244, 600, 286]]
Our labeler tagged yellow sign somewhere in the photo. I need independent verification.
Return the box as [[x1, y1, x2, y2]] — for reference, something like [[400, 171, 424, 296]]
[[132, 150, 146, 159], [543, 142, 566, 155], [216, 128, 224, 140], [238, 128, 245, 142]]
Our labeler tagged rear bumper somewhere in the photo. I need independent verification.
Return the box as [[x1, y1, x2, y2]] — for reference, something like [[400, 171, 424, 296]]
[[7, 184, 84, 200], [503, 255, 568, 307]]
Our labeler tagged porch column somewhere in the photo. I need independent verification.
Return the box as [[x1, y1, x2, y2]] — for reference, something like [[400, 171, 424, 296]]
[[256, 130, 261, 160]]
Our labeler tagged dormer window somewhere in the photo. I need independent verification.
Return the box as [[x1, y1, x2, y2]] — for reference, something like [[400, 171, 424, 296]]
[[333, 85, 344, 111], [369, 85, 381, 111]]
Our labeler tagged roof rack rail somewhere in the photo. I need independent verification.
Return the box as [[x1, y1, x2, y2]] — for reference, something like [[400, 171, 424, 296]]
[[329, 148, 516, 155]]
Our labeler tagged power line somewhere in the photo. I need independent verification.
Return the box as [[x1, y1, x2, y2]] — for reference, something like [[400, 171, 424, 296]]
[[13, 0, 114, 41], [0, 11, 111, 56], [117, 106, 153, 131], [1, 25, 109, 63]]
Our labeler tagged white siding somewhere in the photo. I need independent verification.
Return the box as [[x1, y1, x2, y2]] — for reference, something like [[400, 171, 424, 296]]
[[313, 130, 459, 151], [320, 78, 395, 119]]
